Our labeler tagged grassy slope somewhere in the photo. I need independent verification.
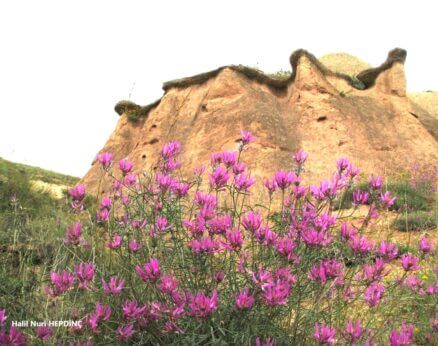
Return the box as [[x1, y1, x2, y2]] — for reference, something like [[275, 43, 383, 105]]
[[0, 156, 79, 186], [0, 158, 80, 321]]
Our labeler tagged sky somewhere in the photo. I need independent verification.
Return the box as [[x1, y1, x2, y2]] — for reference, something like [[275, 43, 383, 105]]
[[0, 0, 437, 177]]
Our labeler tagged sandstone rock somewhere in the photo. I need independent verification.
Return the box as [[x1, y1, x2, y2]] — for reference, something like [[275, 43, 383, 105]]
[[81, 49, 438, 196]]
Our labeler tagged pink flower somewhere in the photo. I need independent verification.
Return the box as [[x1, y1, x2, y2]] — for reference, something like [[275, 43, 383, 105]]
[[210, 166, 229, 189], [107, 233, 122, 249], [131, 219, 147, 229], [364, 282, 385, 307], [314, 322, 336, 345], [419, 236, 433, 253], [163, 321, 184, 334], [274, 170, 298, 190], [235, 288, 255, 310], [184, 217, 206, 237], [255, 337, 275, 346], [117, 324, 135, 341], [163, 158, 181, 172], [346, 163, 361, 177], [275, 267, 297, 285], [161, 141, 181, 159], [121, 194, 131, 206], [157, 274, 179, 294], [308, 260, 344, 285], [74, 263, 96, 289], [45, 270, 75, 297], [156, 216, 172, 232], [195, 191, 217, 208], [302, 228, 331, 247], [122, 300, 146, 320], [156, 173, 173, 191], [255, 226, 278, 247], [252, 266, 273, 290], [124, 174, 137, 187], [64, 222, 82, 245], [94, 302, 111, 321], [171, 181, 190, 197], [293, 149, 308, 165], [220, 151, 238, 167], [0, 309, 7, 326], [232, 162, 247, 175], [377, 241, 399, 261], [344, 319, 363, 343], [380, 191, 397, 208], [234, 172, 255, 191], [264, 178, 278, 194], [400, 254, 422, 271], [348, 235, 373, 256], [96, 152, 113, 168], [135, 258, 161, 283], [129, 239, 142, 252], [118, 158, 133, 174], [340, 223, 357, 241], [68, 184, 86, 201], [353, 190, 369, 205], [36, 326, 53, 341], [211, 152, 222, 166], [361, 258, 388, 283], [403, 275, 423, 291], [369, 175, 383, 190], [368, 204, 380, 219], [241, 211, 262, 233], [208, 214, 231, 235], [389, 323, 413, 346], [292, 185, 307, 198], [336, 157, 350, 173], [113, 179, 123, 191], [96, 208, 110, 222], [276, 237, 297, 260], [102, 276, 124, 295], [225, 229, 243, 250], [188, 290, 219, 318], [240, 129, 254, 145], [336, 157, 350, 172], [99, 196, 112, 210], [189, 237, 219, 255], [262, 282, 291, 306], [0, 326, 26, 346]]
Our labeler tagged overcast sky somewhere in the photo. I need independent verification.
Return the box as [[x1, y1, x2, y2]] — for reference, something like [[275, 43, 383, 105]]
[[0, 1, 437, 177]]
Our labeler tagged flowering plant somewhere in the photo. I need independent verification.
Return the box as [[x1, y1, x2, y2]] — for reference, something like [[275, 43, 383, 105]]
[[2, 130, 436, 345]]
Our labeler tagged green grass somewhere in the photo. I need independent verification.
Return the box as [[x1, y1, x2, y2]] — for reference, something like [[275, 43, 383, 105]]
[[0, 157, 81, 320], [267, 69, 291, 80], [391, 210, 438, 232]]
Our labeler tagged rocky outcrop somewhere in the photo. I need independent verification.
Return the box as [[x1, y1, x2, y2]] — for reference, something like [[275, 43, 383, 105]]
[[81, 48, 438, 196]]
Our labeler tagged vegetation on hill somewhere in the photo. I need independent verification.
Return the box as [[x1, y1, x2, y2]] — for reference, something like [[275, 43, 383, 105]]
[[0, 158, 81, 328], [2, 136, 437, 344]]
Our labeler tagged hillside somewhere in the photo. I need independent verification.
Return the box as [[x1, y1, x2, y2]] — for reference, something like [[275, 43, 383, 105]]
[[0, 157, 78, 200], [81, 48, 438, 196]]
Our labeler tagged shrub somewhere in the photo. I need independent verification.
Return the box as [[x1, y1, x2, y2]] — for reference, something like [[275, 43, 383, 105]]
[[334, 180, 431, 212], [1, 133, 437, 345], [392, 210, 438, 232]]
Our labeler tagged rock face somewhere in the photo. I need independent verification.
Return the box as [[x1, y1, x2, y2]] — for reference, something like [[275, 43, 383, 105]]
[[81, 49, 438, 196]]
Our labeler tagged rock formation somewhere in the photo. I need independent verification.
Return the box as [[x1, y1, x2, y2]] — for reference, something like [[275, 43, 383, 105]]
[[81, 49, 438, 196]]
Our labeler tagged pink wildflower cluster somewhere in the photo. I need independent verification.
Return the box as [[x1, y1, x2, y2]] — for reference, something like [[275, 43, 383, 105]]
[[39, 130, 438, 344]]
